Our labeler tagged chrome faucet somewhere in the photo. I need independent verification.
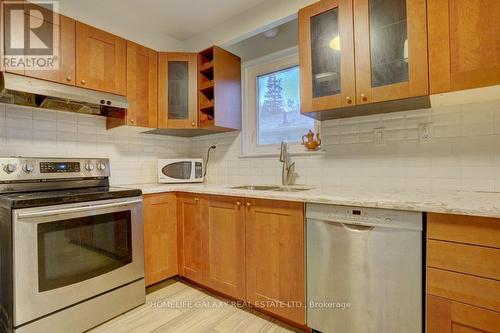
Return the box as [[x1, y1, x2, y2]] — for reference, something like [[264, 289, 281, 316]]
[[279, 141, 295, 186]]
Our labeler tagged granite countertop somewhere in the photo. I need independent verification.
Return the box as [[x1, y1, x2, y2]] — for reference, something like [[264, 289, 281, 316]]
[[122, 183, 500, 219]]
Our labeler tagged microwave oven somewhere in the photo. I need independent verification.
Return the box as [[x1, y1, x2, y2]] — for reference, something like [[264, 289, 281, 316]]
[[158, 159, 204, 183]]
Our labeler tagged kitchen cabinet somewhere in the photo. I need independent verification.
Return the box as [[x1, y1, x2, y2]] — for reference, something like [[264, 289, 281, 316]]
[[108, 41, 158, 129], [426, 213, 500, 333], [75, 22, 126, 95], [428, 0, 500, 93], [176, 194, 305, 325], [298, 0, 356, 112], [23, 8, 76, 85], [353, 0, 428, 104], [178, 193, 204, 284], [299, 0, 428, 115], [158, 52, 198, 129], [245, 199, 305, 325], [202, 196, 246, 299], [427, 295, 500, 333], [197, 46, 241, 131], [143, 193, 178, 286]]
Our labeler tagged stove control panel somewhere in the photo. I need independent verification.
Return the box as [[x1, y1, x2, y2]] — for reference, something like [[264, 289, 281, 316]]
[[0, 158, 110, 181]]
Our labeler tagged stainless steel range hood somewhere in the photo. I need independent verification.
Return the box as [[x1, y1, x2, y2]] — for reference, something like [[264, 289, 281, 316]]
[[0, 72, 128, 115]]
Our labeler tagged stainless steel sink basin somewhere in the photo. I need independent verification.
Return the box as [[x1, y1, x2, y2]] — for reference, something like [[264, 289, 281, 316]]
[[230, 185, 313, 192], [230, 185, 281, 191]]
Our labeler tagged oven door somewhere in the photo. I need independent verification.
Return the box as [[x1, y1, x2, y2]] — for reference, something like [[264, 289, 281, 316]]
[[13, 197, 144, 326]]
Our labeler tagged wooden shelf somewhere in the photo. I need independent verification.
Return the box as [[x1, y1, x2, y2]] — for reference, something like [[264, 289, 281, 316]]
[[197, 46, 241, 133], [200, 100, 214, 111], [200, 61, 214, 72], [200, 80, 214, 91]]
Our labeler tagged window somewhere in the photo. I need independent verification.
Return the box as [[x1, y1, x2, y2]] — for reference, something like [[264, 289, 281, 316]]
[[257, 66, 314, 145], [242, 47, 318, 156]]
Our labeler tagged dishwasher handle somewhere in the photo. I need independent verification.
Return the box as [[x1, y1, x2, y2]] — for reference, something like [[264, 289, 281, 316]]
[[341, 223, 374, 232]]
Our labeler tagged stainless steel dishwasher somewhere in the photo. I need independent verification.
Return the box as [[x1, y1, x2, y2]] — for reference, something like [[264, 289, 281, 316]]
[[306, 203, 423, 333]]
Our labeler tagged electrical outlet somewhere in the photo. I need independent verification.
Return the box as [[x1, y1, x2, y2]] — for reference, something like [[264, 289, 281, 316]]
[[374, 127, 385, 146], [419, 123, 433, 144]]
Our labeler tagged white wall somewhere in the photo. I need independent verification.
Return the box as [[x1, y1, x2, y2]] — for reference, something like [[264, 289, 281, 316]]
[[190, 100, 500, 193], [57, 0, 184, 51], [183, 0, 316, 51], [225, 20, 299, 62], [0, 104, 189, 185]]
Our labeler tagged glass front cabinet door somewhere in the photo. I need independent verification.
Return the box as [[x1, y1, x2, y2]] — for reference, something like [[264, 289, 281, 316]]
[[299, 0, 356, 113], [354, 0, 428, 104], [299, 0, 429, 113], [158, 53, 198, 129]]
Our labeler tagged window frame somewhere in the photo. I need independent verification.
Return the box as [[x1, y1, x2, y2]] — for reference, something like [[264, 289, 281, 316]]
[[241, 46, 319, 157]]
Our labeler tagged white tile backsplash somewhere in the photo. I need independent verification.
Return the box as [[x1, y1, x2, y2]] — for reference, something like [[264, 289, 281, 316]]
[[0, 103, 189, 186], [191, 100, 500, 192], [1, 100, 500, 192]]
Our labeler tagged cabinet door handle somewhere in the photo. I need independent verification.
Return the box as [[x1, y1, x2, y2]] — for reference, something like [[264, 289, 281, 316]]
[[236, 201, 242, 207], [194, 198, 199, 204], [246, 202, 252, 208], [191, 121, 196, 127], [346, 96, 352, 104], [66, 76, 72, 82], [81, 79, 86, 85], [130, 118, 135, 124], [360, 93, 368, 102]]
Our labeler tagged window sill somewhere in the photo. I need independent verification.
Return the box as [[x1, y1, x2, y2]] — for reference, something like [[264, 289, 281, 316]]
[[238, 149, 326, 159]]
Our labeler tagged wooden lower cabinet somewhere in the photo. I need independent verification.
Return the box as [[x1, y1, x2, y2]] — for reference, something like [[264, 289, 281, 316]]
[[143, 193, 178, 286], [427, 295, 500, 333], [202, 196, 246, 299], [245, 199, 305, 325], [178, 193, 204, 284], [427, 213, 500, 333]]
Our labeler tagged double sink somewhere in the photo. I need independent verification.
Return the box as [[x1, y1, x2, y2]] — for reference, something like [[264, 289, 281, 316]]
[[230, 185, 313, 192]]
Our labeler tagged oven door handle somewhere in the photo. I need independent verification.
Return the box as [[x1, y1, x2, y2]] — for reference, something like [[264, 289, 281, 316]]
[[16, 199, 142, 219]]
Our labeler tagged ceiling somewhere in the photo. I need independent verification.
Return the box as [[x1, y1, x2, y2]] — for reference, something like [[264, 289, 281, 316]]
[[58, 0, 269, 41]]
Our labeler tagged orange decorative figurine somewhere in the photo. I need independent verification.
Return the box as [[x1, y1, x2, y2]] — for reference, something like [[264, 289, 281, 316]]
[[302, 129, 321, 151]]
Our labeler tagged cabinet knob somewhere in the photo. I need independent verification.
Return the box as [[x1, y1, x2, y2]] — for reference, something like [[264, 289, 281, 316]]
[[194, 198, 199, 204], [81, 79, 86, 85], [191, 121, 196, 127], [246, 202, 252, 208], [346, 96, 352, 104], [66, 76, 72, 82], [130, 118, 135, 124], [360, 93, 368, 102], [236, 201, 242, 207]]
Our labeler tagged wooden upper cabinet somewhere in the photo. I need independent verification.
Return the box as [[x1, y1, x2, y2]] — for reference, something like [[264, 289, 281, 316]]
[[428, 0, 500, 94], [202, 196, 246, 300], [125, 41, 158, 128], [158, 52, 198, 129], [353, 0, 428, 104], [299, 0, 356, 113], [178, 193, 204, 284], [245, 199, 305, 325], [75, 22, 126, 95], [22, 6, 76, 84], [143, 193, 178, 286]]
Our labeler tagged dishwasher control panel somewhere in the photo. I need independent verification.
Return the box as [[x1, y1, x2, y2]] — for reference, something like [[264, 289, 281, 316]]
[[306, 203, 423, 231]]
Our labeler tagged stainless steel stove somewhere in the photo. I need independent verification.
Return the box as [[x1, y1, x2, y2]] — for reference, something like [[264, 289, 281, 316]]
[[0, 157, 145, 333]]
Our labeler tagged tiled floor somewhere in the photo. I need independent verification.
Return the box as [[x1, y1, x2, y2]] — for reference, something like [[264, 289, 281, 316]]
[[89, 279, 298, 333]]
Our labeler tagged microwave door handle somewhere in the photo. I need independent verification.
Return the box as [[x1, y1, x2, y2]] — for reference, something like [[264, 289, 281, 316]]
[[16, 199, 142, 219]]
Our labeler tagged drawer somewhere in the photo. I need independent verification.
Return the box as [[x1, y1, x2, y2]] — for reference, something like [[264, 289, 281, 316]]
[[427, 294, 500, 333], [428, 213, 500, 248], [427, 267, 500, 312], [427, 239, 500, 280], [144, 193, 176, 205]]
